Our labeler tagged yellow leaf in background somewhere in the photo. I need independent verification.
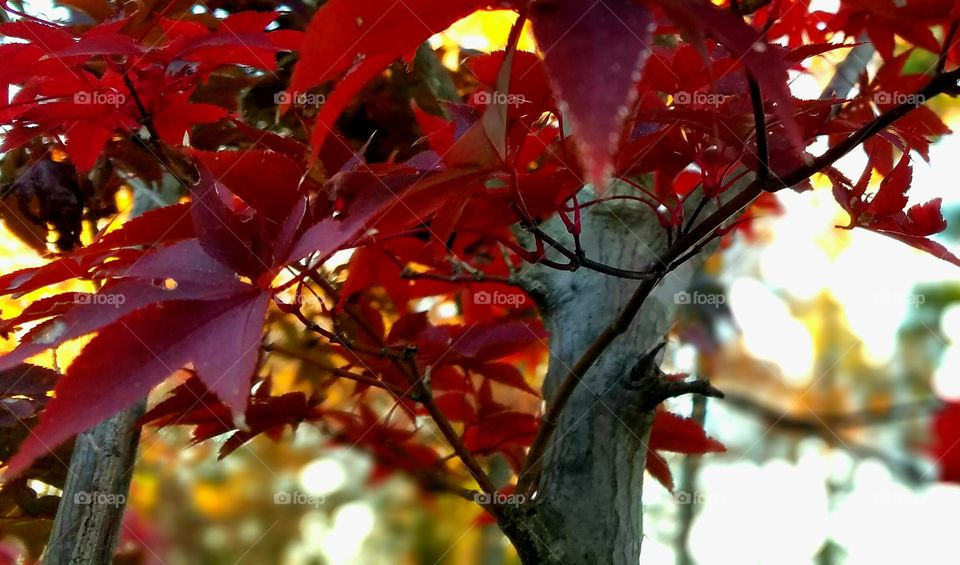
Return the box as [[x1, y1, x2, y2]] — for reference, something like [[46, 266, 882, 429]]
[[432, 10, 536, 69], [193, 480, 247, 521], [130, 474, 159, 513]]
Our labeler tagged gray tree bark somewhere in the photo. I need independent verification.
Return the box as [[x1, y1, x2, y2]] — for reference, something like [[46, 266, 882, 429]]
[[499, 188, 705, 564], [42, 405, 144, 565]]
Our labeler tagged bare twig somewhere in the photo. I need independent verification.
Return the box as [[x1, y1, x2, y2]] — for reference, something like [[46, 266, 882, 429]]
[[747, 76, 770, 187], [623, 343, 724, 410], [524, 224, 656, 280], [304, 275, 499, 495], [400, 268, 519, 286], [262, 343, 407, 395], [723, 392, 938, 483], [722, 391, 940, 431], [641, 378, 724, 411]]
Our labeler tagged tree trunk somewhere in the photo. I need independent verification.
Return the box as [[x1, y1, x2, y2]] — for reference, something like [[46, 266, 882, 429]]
[[496, 43, 873, 560], [42, 405, 144, 565], [502, 189, 704, 564]]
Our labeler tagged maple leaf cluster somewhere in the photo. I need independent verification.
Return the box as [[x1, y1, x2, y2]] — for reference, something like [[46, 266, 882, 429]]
[[0, 0, 958, 504]]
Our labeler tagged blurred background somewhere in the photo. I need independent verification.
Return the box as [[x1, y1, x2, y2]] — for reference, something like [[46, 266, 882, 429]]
[[2, 3, 960, 565]]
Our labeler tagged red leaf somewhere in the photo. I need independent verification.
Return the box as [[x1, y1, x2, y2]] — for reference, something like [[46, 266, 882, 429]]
[[644, 449, 675, 491], [289, 0, 494, 96], [530, 0, 653, 190], [308, 53, 395, 153], [151, 92, 228, 146], [866, 151, 911, 217], [52, 32, 145, 58], [190, 167, 264, 277], [463, 411, 537, 453], [64, 120, 113, 172], [644, 410, 724, 491], [648, 410, 726, 455], [932, 402, 960, 483], [454, 320, 546, 361], [0, 257, 89, 297], [192, 150, 303, 223], [4, 291, 269, 478], [870, 231, 960, 268], [84, 202, 194, 255], [465, 50, 554, 119], [0, 21, 74, 51], [0, 240, 254, 372], [284, 171, 401, 264], [656, 0, 801, 149], [476, 362, 537, 396], [435, 393, 477, 422], [906, 198, 948, 236]]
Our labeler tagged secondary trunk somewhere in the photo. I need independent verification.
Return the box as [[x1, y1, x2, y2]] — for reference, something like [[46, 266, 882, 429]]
[[43, 177, 180, 565], [43, 403, 144, 565]]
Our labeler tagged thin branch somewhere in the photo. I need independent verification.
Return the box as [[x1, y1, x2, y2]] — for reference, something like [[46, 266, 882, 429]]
[[723, 392, 937, 483], [747, 76, 770, 186], [283, 301, 414, 361], [640, 378, 725, 411], [304, 276, 498, 495], [722, 391, 940, 431], [776, 67, 960, 190], [262, 343, 407, 396], [524, 224, 656, 280], [625, 343, 724, 410], [400, 268, 519, 286], [658, 65, 960, 274], [682, 196, 710, 237]]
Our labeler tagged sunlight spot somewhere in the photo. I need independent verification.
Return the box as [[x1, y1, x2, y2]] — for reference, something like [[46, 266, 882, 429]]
[[299, 458, 348, 498], [729, 277, 815, 385], [933, 345, 960, 400]]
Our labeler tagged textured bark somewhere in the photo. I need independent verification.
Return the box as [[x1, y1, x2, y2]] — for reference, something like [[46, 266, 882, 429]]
[[42, 404, 144, 565], [503, 190, 701, 564]]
